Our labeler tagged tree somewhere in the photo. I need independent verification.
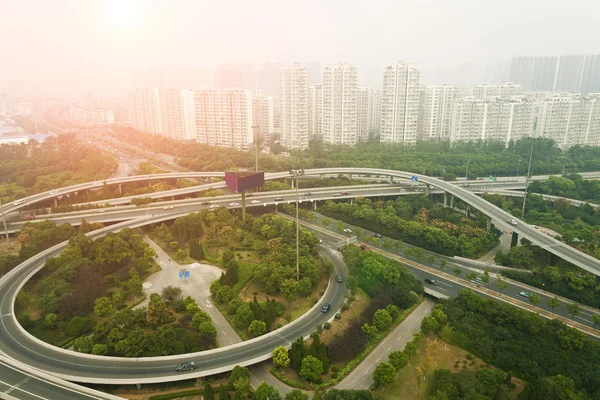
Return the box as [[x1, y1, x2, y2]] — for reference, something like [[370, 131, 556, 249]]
[[389, 350, 409, 372], [285, 390, 308, 400], [204, 382, 215, 400], [373, 309, 393, 331], [453, 268, 462, 277], [44, 313, 59, 329], [528, 293, 541, 308], [232, 378, 250, 395], [91, 343, 108, 355], [175, 248, 187, 262], [466, 272, 477, 282], [495, 277, 508, 293], [272, 346, 290, 368], [322, 218, 331, 227], [248, 320, 267, 337], [373, 362, 396, 386], [94, 296, 113, 317], [299, 355, 324, 382], [280, 279, 298, 304], [198, 321, 217, 336], [421, 315, 440, 334], [440, 258, 447, 271], [73, 337, 93, 353], [218, 384, 230, 400], [427, 255, 435, 265], [482, 270, 490, 284], [336, 220, 344, 232], [254, 382, 282, 400], [593, 314, 600, 330], [161, 286, 182, 302], [567, 303, 581, 320], [146, 293, 170, 326], [228, 366, 251, 390], [66, 316, 92, 337], [548, 297, 562, 315]]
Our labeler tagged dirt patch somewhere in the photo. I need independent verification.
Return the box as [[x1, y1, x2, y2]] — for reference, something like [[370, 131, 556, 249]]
[[319, 288, 370, 345]]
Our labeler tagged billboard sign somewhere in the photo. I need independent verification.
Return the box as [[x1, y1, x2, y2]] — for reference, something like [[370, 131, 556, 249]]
[[225, 171, 265, 193]]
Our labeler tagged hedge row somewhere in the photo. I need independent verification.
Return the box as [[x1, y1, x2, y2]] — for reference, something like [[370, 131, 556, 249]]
[[148, 389, 204, 400]]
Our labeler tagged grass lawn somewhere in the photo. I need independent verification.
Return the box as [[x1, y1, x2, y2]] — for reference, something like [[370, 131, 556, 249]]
[[232, 261, 255, 294], [0, 238, 20, 256], [319, 288, 370, 345], [375, 335, 525, 399]]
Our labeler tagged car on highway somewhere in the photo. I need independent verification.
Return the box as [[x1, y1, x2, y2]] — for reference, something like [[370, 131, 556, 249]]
[[162, 205, 174, 210], [200, 202, 210, 206], [24, 215, 35, 221], [340, 191, 350, 195], [359, 244, 368, 251], [336, 274, 343, 283], [175, 361, 196, 372], [209, 204, 219, 209], [508, 219, 518, 226], [92, 181, 102, 187], [251, 200, 261, 204], [299, 195, 307, 200], [229, 202, 240, 206], [424, 278, 438, 286], [343, 228, 352, 233], [49, 190, 60, 195], [274, 197, 285, 202], [333, 193, 342, 197], [304, 192, 313, 196], [518, 291, 531, 298], [12, 199, 25, 206], [246, 193, 254, 197], [320, 303, 331, 313]]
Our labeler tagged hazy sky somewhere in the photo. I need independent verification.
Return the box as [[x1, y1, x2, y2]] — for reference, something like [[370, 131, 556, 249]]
[[1, 0, 599, 97]]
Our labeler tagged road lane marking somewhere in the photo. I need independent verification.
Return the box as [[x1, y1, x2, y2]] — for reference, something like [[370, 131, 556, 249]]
[[4, 377, 30, 395]]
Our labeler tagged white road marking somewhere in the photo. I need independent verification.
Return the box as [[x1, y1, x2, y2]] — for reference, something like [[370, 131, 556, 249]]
[[206, 300, 213, 308]]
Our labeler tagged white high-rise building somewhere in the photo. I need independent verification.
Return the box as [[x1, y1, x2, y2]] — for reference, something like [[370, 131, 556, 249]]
[[450, 96, 537, 145], [472, 82, 522, 100], [280, 64, 309, 150], [417, 84, 460, 141], [194, 89, 253, 150], [308, 85, 323, 138], [252, 94, 274, 141], [69, 103, 115, 125], [537, 94, 600, 148], [368, 89, 382, 137], [356, 87, 371, 142], [380, 62, 420, 144], [322, 63, 358, 146], [129, 88, 162, 135], [156, 89, 196, 141]]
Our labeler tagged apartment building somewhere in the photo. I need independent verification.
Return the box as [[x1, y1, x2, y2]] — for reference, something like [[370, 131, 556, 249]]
[[322, 63, 358, 146], [252, 93, 274, 141], [417, 84, 459, 141], [280, 63, 309, 149], [308, 85, 323, 139]]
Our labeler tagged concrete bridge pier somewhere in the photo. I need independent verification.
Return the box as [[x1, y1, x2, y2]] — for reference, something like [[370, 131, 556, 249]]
[[443, 192, 448, 208], [119, 184, 123, 195], [486, 217, 492, 232], [53, 197, 58, 208], [207, 177, 212, 184], [313, 201, 317, 210], [389, 176, 394, 184], [426, 184, 431, 195], [450, 194, 454, 209], [466, 204, 471, 218], [511, 232, 519, 248]]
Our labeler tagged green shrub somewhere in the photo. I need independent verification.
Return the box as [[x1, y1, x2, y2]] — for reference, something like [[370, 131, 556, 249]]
[[334, 313, 341, 320], [323, 322, 331, 330], [341, 304, 350, 311], [466, 353, 475, 360]]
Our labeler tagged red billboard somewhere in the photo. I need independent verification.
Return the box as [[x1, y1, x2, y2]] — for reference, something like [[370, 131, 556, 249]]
[[225, 171, 265, 193]]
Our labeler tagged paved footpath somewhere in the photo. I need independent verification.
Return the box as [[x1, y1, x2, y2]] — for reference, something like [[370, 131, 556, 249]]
[[336, 298, 435, 390]]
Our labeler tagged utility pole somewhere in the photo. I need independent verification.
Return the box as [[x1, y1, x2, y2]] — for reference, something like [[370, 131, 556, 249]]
[[521, 137, 535, 219], [253, 125, 259, 172], [465, 160, 470, 180], [0, 199, 12, 251], [290, 168, 305, 281]]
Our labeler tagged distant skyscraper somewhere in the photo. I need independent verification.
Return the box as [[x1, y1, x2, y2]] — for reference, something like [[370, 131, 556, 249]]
[[308, 85, 323, 139], [306, 62, 322, 85], [356, 87, 371, 142], [367, 89, 382, 136], [280, 63, 309, 149], [157, 89, 196, 141], [194, 89, 253, 150], [581, 55, 600, 95], [418, 84, 459, 141], [217, 64, 255, 89], [472, 82, 522, 100], [530, 56, 558, 91], [510, 56, 536, 90], [252, 94, 274, 141], [380, 62, 421, 144], [258, 62, 282, 96], [322, 63, 358, 146], [129, 88, 162, 134], [555, 55, 586, 93]]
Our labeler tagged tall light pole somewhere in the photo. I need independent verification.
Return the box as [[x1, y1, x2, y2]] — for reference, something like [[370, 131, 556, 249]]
[[521, 137, 535, 219], [253, 125, 259, 172], [516, 159, 521, 177], [290, 168, 305, 281], [465, 160, 470, 180], [0, 199, 12, 251]]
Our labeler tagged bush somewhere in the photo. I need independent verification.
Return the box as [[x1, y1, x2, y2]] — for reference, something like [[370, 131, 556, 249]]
[[466, 353, 475, 361], [323, 322, 331, 330], [341, 304, 350, 311], [334, 313, 341, 320]]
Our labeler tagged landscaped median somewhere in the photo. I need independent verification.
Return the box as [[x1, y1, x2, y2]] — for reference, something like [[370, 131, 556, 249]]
[[270, 298, 424, 390]]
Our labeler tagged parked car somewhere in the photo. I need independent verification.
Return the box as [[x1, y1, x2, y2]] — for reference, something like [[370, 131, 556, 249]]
[[175, 361, 196, 372], [12, 199, 25, 206], [320, 303, 331, 313], [373, 233, 383, 238], [336, 274, 343, 283], [343, 228, 352, 233], [424, 278, 438, 286], [508, 219, 518, 226], [251, 200, 261, 204], [49, 190, 59, 195]]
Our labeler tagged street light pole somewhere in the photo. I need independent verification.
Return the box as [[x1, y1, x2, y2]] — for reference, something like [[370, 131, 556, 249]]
[[253, 125, 259, 172], [465, 160, 470, 180], [0, 199, 12, 250], [521, 138, 535, 219], [290, 168, 305, 282]]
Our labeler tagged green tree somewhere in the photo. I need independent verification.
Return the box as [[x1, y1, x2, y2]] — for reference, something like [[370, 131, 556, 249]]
[[228, 366, 251, 391], [204, 382, 215, 400], [285, 390, 308, 400], [453, 268, 462, 277], [91, 343, 108, 355], [482, 271, 490, 284], [440, 258, 447, 271], [94, 296, 113, 317], [466, 272, 477, 282], [373, 362, 396, 386], [427, 255, 435, 265], [421, 315, 440, 334], [593, 314, 600, 330], [336, 220, 344, 233], [111, 292, 124, 308], [232, 378, 250, 395], [161, 286, 182, 302], [373, 309, 393, 331], [567, 303, 581, 320], [272, 346, 290, 368], [299, 355, 324, 382], [218, 384, 230, 400], [528, 293, 541, 308], [198, 321, 217, 336], [495, 277, 508, 293], [321, 218, 331, 227], [44, 313, 59, 328], [248, 320, 267, 337], [175, 248, 187, 262], [66, 316, 92, 337], [254, 382, 282, 400], [280, 279, 298, 304], [548, 297, 562, 315], [146, 293, 170, 326], [388, 350, 409, 372], [73, 337, 93, 353]]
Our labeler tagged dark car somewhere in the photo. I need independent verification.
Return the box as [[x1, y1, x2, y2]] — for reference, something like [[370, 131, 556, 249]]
[[424, 278, 438, 286], [274, 197, 285, 202], [175, 361, 196, 372], [304, 192, 313, 196], [336, 274, 343, 283], [321, 303, 331, 313], [200, 202, 210, 206], [340, 191, 350, 195]]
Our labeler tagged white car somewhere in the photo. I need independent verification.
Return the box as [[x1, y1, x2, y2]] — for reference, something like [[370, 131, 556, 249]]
[[251, 200, 261, 204], [92, 181, 102, 187], [229, 202, 240, 206], [162, 205, 174, 210], [508, 219, 518, 226], [343, 228, 353, 234], [209, 204, 219, 209], [49, 190, 59, 195]]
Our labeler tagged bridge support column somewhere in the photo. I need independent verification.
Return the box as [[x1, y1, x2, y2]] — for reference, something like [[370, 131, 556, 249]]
[[171, 196, 175, 201], [207, 177, 212, 184], [450, 194, 454, 209], [349, 174, 352, 180], [443, 192, 448, 208], [466, 204, 471, 218], [426, 184, 431, 195], [350, 198, 353, 205], [241, 192, 246, 223], [511, 232, 519, 248], [320, 174, 324, 180], [486, 217, 492, 232], [390, 176, 394, 184], [118, 183, 122, 195], [53, 197, 58, 208], [313, 201, 317, 210]]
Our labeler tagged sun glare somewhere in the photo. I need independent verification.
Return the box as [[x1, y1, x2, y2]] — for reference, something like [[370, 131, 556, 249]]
[[108, 0, 143, 32]]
